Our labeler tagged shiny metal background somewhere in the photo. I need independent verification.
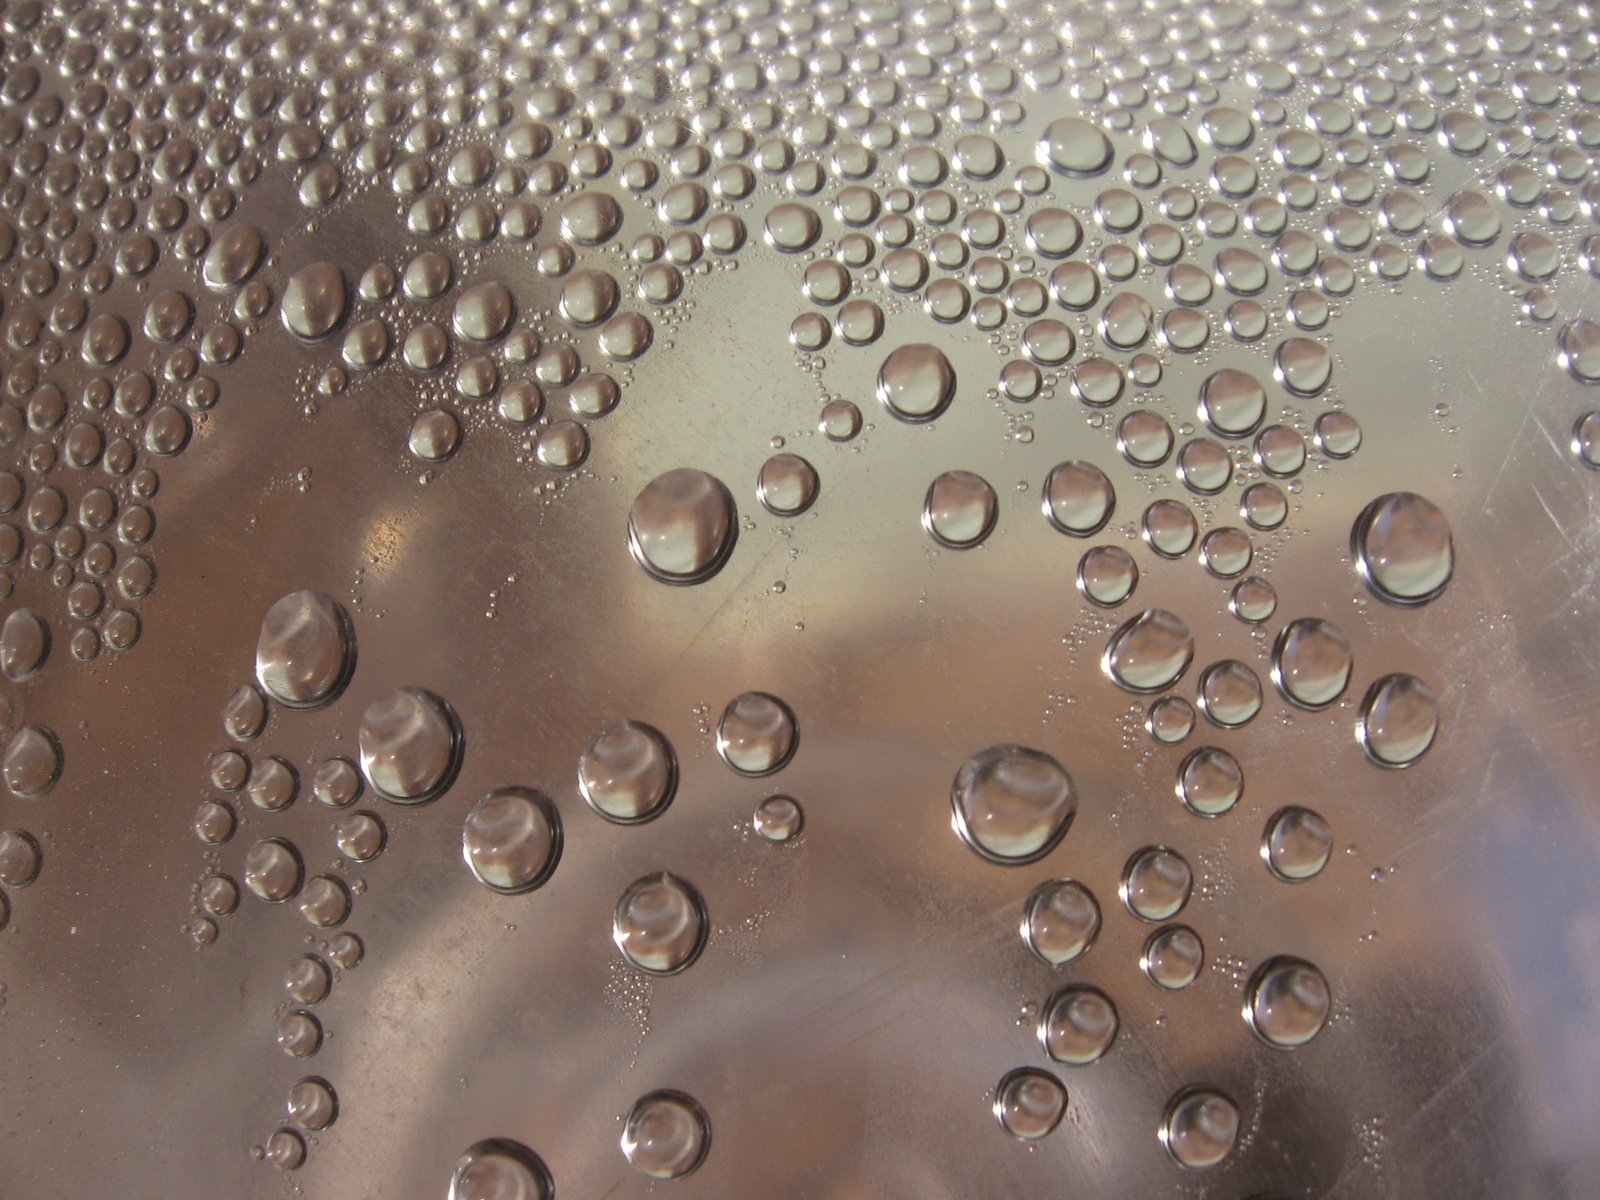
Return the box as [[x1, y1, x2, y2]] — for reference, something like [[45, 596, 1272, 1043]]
[[1, 0, 1599, 1195]]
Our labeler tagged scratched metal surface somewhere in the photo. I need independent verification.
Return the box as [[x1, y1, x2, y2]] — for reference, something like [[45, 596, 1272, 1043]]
[[1, 0, 1599, 1196]]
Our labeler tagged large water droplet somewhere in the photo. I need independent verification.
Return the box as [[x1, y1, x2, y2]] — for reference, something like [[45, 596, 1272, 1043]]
[[877, 343, 956, 423], [578, 720, 676, 823], [1039, 986, 1118, 1064], [715, 692, 797, 776], [1042, 461, 1115, 536], [756, 453, 819, 516], [0, 607, 48, 680], [1245, 956, 1331, 1047], [1198, 368, 1266, 437], [281, 262, 347, 340], [1037, 117, 1114, 176], [3, 725, 60, 796], [993, 1068, 1068, 1139], [1142, 924, 1204, 988], [357, 687, 462, 803], [1351, 492, 1454, 605], [1271, 618, 1352, 709], [1021, 879, 1101, 965], [951, 745, 1076, 865], [1103, 609, 1194, 693], [628, 468, 737, 585], [613, 871, 707, 974], [1358, 673, 1439, 767], [1121, 846, 1192, 921], [449, 1139, 553, 1200], [620, 1090, 710, 1179], [923, 470, 997, 548], [1176, 746, 1244, 816], [243, 837, 303, 903], [1160, 1087, 1240, 1168], [462, 788, 561, 893], [1262, 807, 1333, 881], [254, 591, 355, 709]]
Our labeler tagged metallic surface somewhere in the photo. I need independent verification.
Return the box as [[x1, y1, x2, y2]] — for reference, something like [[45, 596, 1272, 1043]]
[[0, 1, 1598, 1197]]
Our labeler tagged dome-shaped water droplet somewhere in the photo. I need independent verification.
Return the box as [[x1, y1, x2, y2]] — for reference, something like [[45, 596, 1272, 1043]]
[[0, 607, 48, 680], [462, 788, 561, 893], [628, 468, 737, 585], [1042, 461, 1115, 536], [449, 1139, 553, 1200], [621, 1090, 710, 1179], [877, 343, 956, 423], [993, 1068, 1067, 1139], [1271, 618, 1352, 709], [753, 795, 804, 842], [1038, 985, 1118, 1064], [951, 745, 1076, 865], [1142, 924, 1204, 988], [1351, 492, 1453, 605], [1037, 117, 1113, 176], [613, 871, 707, 974], [1021, 879, 1101, 966], [243, 837, 303, 903], [1160, 1087, 1240, 1168], [3, 725, 60, 796], [1177, 746, 1244, 815], [281, 262, 347, 340], [1358, 673, 1439, 767], [1262, 806, 1333, 881], [1103, 609, 1194, 693], [1198, 368, 1266, 437], [1121, 845, 1192, 921], [922, 470, 997, 548], [715, 692, 797, 776], [254, 591, 355, 709], [1245, 956, 1331, 1047], [357, 687, 461, 803], [578, 720, 676, 823], [756, 453, 819, 516]]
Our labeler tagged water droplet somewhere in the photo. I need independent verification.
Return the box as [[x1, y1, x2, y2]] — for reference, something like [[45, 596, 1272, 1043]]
[[255, 591, 355, 709], [0, 829, 41, 886], [1245, 956, 1331, 1047], [0, 607, 48, 680], [756, 453, 820, 516], [1037, 117, 1114, 176], [409, 409, 462, 462], [613, 871, 707, 975], [1142, 924, 1204, 989], [1142, 499, 1198, 557], [1021, 879, 1100, 965], [1103, 609, 1194, 693], [1077, 545, 1138, 607], [1038, 986, 1118, 1064], [1198, 368, 1266, 437], [1559, 319, 1600, 382], [1148, 697, 1196, 743], [923, 470, 997, 548], [1352, 492, 1454, 605], [620, 1090, 710, 1179], [628, 468, 737, 585], [264, 1128, 305, 1171], [877, 344, 956, 423], [462, 788, 561, 893], [1272, 618, 1353, 709], [1121, 846, 1193, 921], [1196, 661, 1262, 728], [357, 688, 462, 803], [1358, 674, 1440, 767], [277, 1010, 322, 1058], [1273, 337, 1333, 395], [281, 262, 347, 340], [951, 745, 1076, 866], [243, 837, 303, 903], [223, 683, 268, 741], [715, 692, 797, 776], [993, 1068, 1068, 1139], [1160, 1087, 1240, 1168], [449, 1139, 553, 1200], [754, 795, 804, 842], [287, 1076, 338, 1131], [285, 956, 331, 1005], [335, 811, 386, 862], [578, 720, 676, 824], [3, 724, 61, 796], [247, 756, 298, 811], [312, 757, 362, 808], [1262, 806, 1333, 882], [1042, 461, 1115, 536]]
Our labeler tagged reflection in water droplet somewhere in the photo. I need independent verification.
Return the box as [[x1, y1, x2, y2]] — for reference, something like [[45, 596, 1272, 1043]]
[[951, 745, 1077, 865], [1197, 661, 1262, 728], [1143, 924, 1204, 989], [578, 721, 676, 823], [281, 262, 347, 340], [1103, 609, 1194, 693], [449, 1139, 553, 1200], [877, 344, 956, 423], [1039, 986, 1118, 1064], [1037, 117, 1114, 176], [1022, 879, 1101, 966], [621, 1090, 710, 1179], [265, 1128, 305, 1171], [1077, 545, 1138, 607], [715, 692, 798, 776], [357, 688, 461, 803], [1142, 499, 1198, 557], [0, 829, 41, 886], [0, 608, 48, 681], [1352, 492, 1453, 605], [1245, 956, 1331, 1047], [223, 683, 268, 741], [313, 757, 362, 807], [923, 470, 997, 548], [255, 591, 355, 709], [1148, 696, 1196, 744], [613, 871, 707, 975], [462, 789, 561, 893], [277, 1010, 322, 1058], [1161, 1087, 1240, 1168], [1262, 806, 1333, 881], [297, 875, 350, 927], [3, 725, 61, 796], [287, 1076, 338, 1131], [1358, 674, 1440, 767], [754, 795, 804, 842], [628, 468, 737, 585], [1198, 368, 1266, 437], [1272, 618, 1353, 709], [994, 1068, 1068, 1139], [1177, 746, 1245, 817], [1122, 846, 1192, 921], [285, 957, 330, 1005]]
